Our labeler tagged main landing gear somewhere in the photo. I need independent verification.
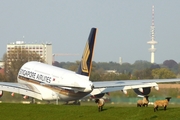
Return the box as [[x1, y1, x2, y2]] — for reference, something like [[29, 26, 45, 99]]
[[64, 100, 81, 105]]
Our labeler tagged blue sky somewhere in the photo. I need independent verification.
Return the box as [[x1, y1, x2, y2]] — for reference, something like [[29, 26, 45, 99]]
[[0, 1, 180, 64]]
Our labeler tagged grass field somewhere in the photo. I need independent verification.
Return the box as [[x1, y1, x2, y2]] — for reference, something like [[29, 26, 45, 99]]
[[0, 102, 180, 120]]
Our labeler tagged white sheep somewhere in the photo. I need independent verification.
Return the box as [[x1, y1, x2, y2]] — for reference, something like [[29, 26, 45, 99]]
[[154, 97, 171, 112], [95, 98, 105, 112], [137, 96, 149, 107]]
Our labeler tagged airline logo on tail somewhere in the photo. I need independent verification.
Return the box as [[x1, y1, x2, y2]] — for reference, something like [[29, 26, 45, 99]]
[[77, 28, 97, 77], [81, 42, 90, 73]]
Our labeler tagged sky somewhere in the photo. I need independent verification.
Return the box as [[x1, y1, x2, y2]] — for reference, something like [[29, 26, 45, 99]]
[[0, 1, 180, 64]]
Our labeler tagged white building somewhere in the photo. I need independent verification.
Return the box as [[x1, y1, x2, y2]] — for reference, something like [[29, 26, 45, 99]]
[[7, 41, 52, 64]]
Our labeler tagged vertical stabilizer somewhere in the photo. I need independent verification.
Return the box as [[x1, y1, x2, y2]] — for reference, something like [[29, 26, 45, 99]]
[[76, 28, 97, 77]]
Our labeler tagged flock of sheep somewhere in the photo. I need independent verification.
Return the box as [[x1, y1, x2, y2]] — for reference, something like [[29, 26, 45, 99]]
[[137, 96, 171, 112], [95, 96, 171, 112]]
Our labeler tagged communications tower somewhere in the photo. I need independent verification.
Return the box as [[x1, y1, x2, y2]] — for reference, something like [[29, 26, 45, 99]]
[[147, 5, 157, 64]]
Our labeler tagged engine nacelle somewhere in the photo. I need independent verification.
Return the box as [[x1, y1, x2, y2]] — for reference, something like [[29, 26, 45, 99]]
[[154, 86, 159, 90], [91, 93, 105, 98], [11, 92, 15, 97], [133, 87, 151, 96], [122, 89, 128, 94], [0, 91, 3, 97], [23, 95, 29, 99]]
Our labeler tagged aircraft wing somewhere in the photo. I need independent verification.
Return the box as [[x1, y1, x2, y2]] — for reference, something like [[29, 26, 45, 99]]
[[0, 82, 42, 100], [90, 79, 180, 96]]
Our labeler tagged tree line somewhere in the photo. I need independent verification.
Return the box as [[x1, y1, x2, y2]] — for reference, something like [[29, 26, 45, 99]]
[[0, 48, 179, 82], [54, 60, 180, 81]]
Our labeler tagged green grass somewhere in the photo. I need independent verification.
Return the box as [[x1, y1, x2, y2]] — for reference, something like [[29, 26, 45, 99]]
[[0, 102, 180, 120]]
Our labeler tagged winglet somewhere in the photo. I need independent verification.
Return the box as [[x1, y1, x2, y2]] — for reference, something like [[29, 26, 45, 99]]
[[76, 28, 97, 77]]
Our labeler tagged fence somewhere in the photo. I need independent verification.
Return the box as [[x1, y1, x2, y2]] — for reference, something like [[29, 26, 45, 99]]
[[110, 97, 180, 104]]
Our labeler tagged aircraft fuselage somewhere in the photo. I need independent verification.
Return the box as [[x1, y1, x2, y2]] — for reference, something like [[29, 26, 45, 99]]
[[17, 61, 93, 101]]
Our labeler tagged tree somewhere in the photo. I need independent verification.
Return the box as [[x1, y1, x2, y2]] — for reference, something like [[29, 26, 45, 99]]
[[152, 68, 176, 79], [163, 60, 178, 74], [3, 48, 44, 82], [0, 73, 5, 81], [133, 68, 153, 79], [133, 60, 152, 71], [150, 64, 160, 69], [52, 61, 61, 67]]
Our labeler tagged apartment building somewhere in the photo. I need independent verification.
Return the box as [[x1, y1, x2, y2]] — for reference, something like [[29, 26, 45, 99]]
[[7, 41, 52, 64]]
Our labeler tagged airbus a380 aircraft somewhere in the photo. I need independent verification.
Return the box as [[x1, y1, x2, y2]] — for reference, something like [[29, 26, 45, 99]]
[[0, 28, 180, 104]]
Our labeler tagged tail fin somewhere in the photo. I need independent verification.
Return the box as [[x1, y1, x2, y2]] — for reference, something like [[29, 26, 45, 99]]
[[76, 28, 97, 77]]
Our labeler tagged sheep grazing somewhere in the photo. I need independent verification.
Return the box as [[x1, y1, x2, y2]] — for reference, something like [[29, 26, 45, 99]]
[[137, 96, 149, 107], [154, 97, 171, 112], [95, 98, 105, 112]]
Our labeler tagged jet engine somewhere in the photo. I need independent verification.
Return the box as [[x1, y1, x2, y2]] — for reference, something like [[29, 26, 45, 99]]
[[23, 95, 29, 99], [133, 87, 151, 96], [11, 92, 15, 97], [0, 91, 3, 97], [90, 92, 110, 98], [91, 93, 105, 98]]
